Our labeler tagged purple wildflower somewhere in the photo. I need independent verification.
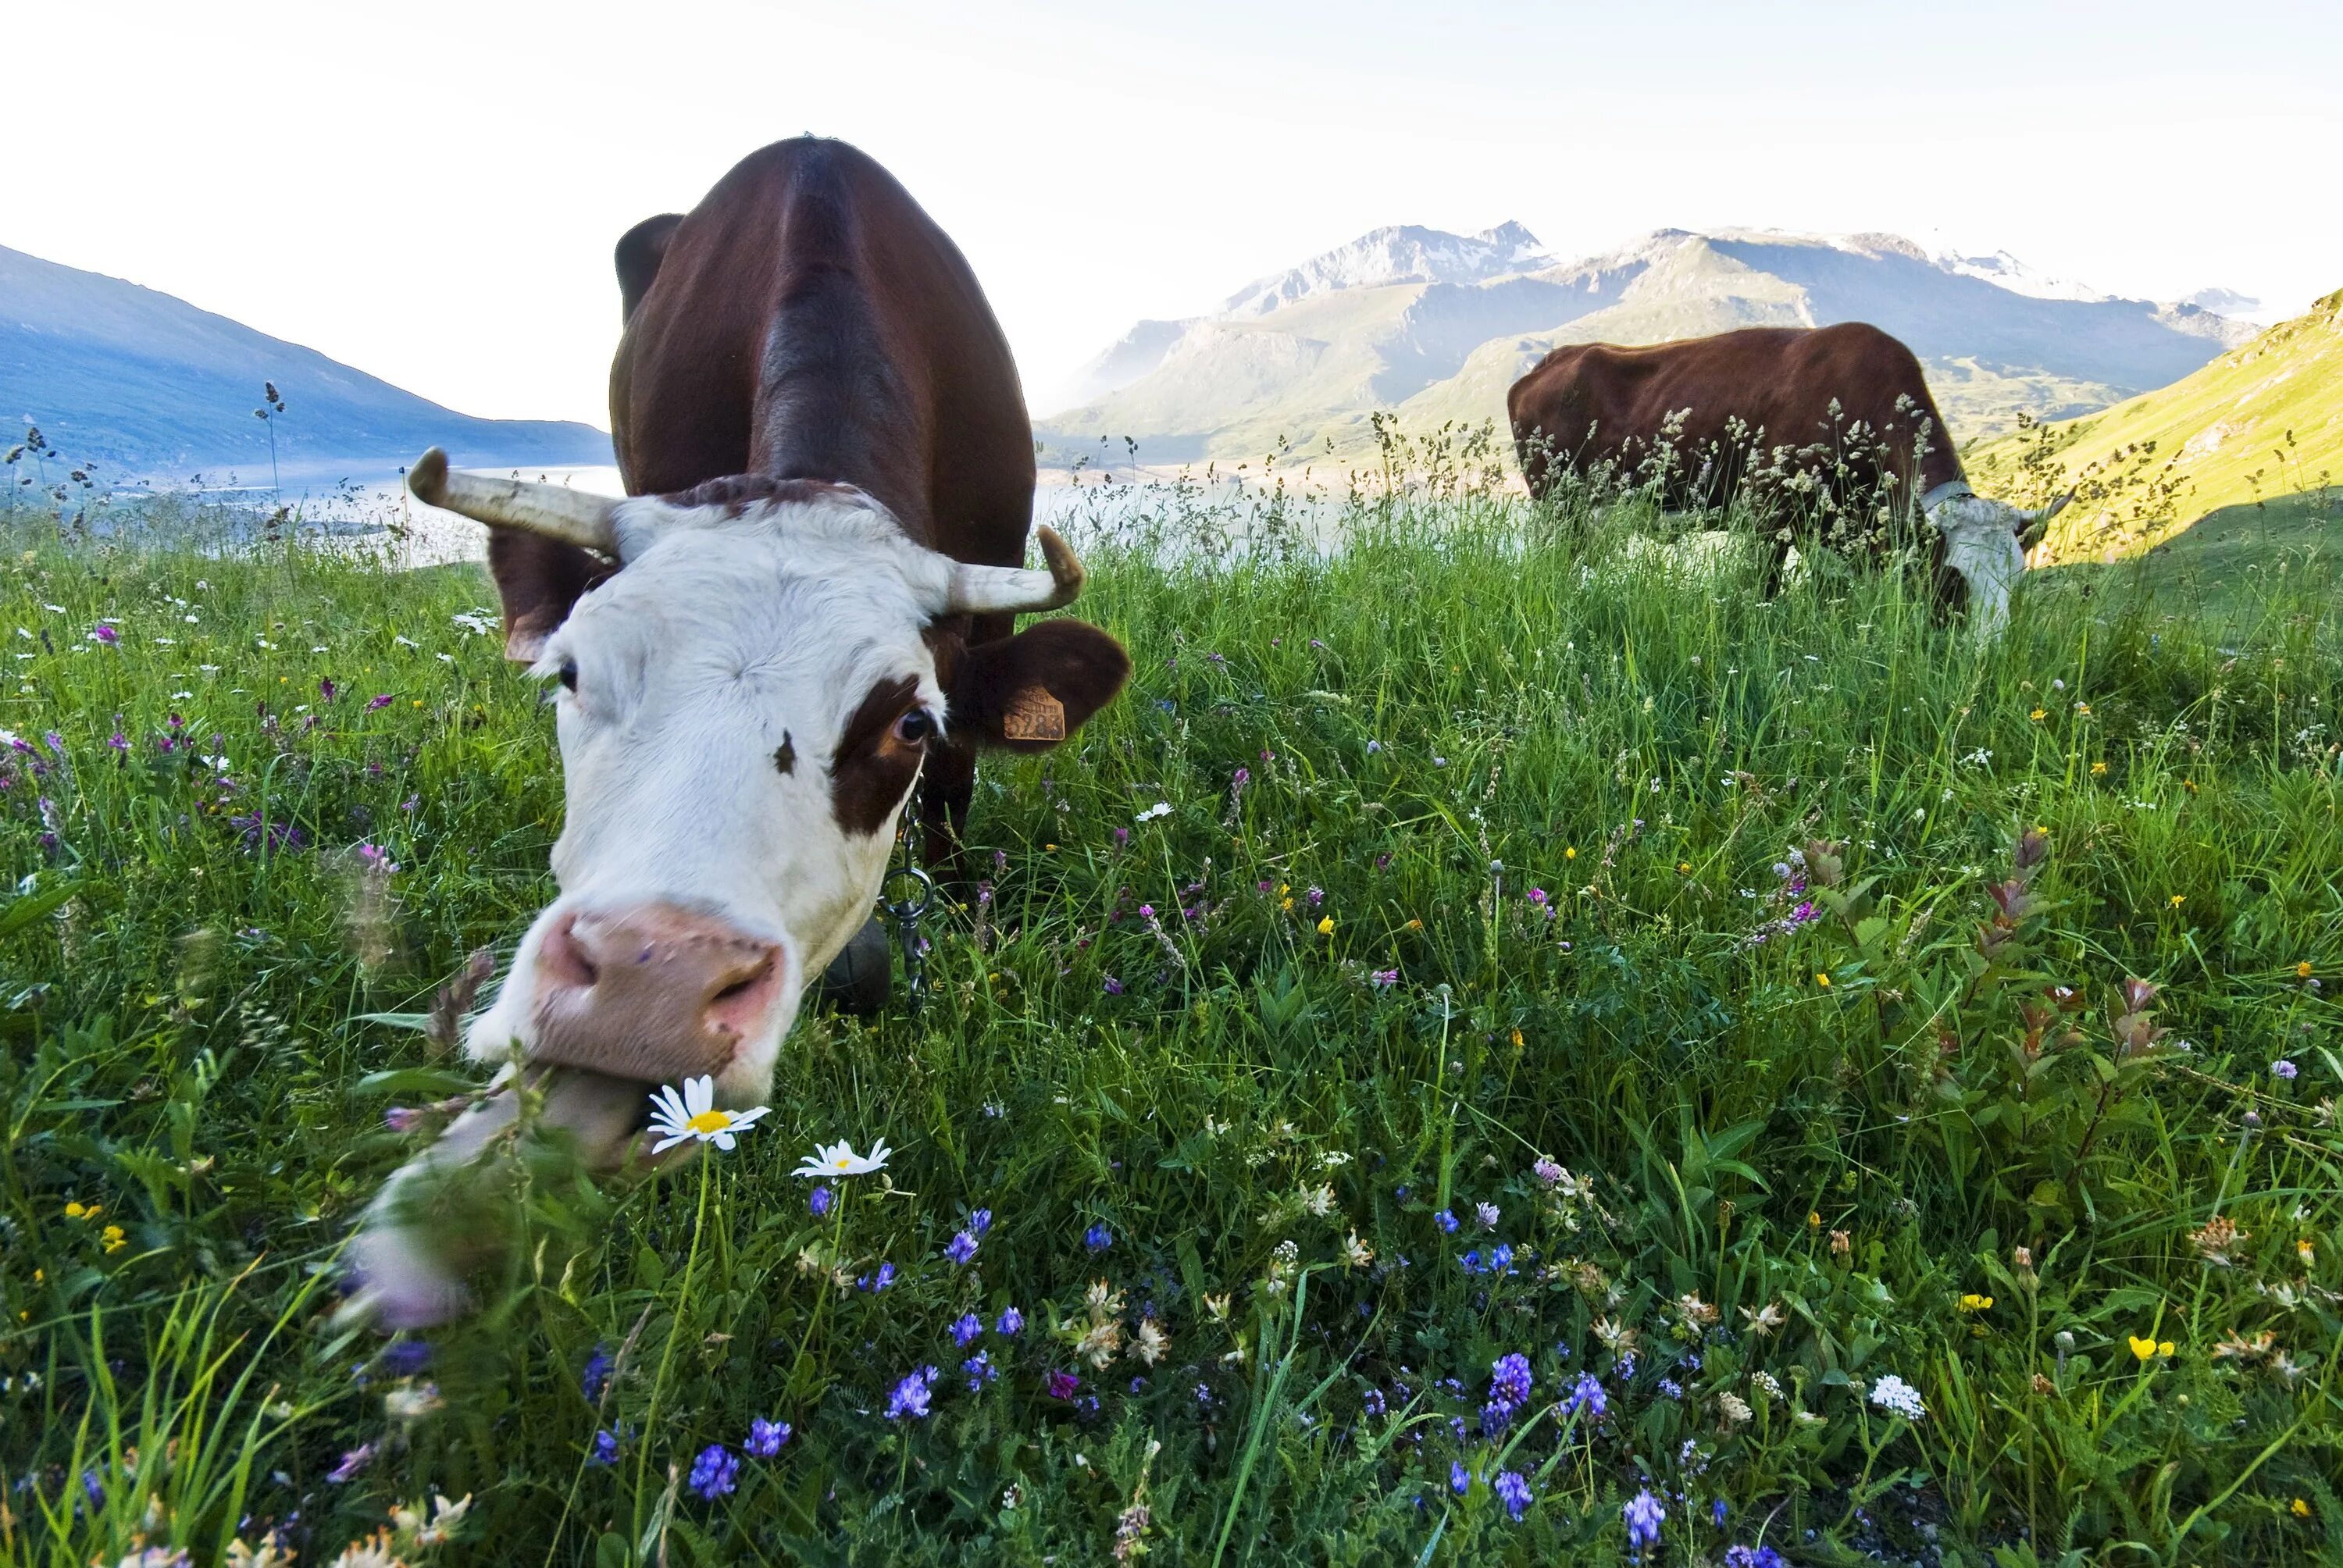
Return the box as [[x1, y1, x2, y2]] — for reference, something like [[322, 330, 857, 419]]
[[91, 625, 117, 646], [1104, 975, 1124, 995], [1564, 1373, 1607, 1419], [1045, 1370, 1080, 1400], [1450, 1461, 1470, 1495], [1624, 1488, 1664, 1552], [1489, 1352, 1532, 1410], [963, 1351, 997, 1391], [746, 1417, 790, 1459], [886, 1367, 938, 1420], [862, 1262, 897, 1291], [1532, 1156, 1564, 1185], [366, 694, 393, 711], [380, 1340, 430, 1377], [687, 1444, 739, 1499], [1371, 968, 1398, 988], [107, 732, 128, 753], [2274, 1059, 2299, 1080], [1475, 1201, 1500, 1230], [326, 1444, 374, 1484], [997, 1306, 1025, 1336], [1361, 1385, 1386, 1418], [1493, 1470, 1532, 1521], [945, 1230, 979, 1265], [809, 1185, 833, 1217], [1724, 1547, 1786, 1568], [581, 1345, 614, 1402], [949, 1312, 983, 1347], [319, 676, 337, 702], [1658, 1377, 1685, 1399], [969, 1208, 992, 1236]]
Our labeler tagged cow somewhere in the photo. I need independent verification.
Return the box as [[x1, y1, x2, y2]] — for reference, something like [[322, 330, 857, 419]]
[[1507, 323, 2069, 637], [341, 137, 1131, 1328]]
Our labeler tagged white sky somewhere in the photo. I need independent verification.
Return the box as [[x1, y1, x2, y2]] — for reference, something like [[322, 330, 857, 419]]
[[15, 1, 2339, 427]]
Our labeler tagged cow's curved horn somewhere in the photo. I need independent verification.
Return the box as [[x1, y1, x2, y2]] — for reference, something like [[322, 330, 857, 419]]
[[939, 525, 1086, 615], [2015, 490, 2074, 526], [406, 447, 622, 556]]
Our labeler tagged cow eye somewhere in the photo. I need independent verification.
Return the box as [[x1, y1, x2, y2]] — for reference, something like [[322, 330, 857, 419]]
[[558, 657, 579, 693], [891, 708, 934, 745]]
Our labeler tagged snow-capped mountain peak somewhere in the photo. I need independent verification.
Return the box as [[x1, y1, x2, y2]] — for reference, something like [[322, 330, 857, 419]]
[[1220, 222, 1550, 317]]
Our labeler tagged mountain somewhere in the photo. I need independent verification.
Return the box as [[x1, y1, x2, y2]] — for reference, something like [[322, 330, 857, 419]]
[[0, 244, 610, 483], [1038, 225, 2258, 468], [1967, 285, 2343, 556]]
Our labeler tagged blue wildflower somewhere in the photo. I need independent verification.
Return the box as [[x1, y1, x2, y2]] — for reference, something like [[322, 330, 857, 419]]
[[380, 1340, 430, 1377], [1361, 1385, 1386, 1418], [1658, 1377, 1685, 1400], [1489, 1352, 1532, 1410], [1084, 1224, 1112, 1252], [1712, 1498, 1728, 1528], [1493, 1470, 1532, 1521], [687, 1444, 738, 1501], [886, 1366, 938, 1420], [1724, 1547, 1786, 1568], [1564, 1372, 1607, 1420], [950, 1313, 984, 1347], [1434, 1209, 1459, 1234], [746, 1417, 790, 1459], [963, 1351, 997, 1392], [997, 1306, 1025, 1335], [861, 1262, 897, 1291], [1460, 1249, 1482, 1274], [1489, 1242, 1514, 1272], [1624, 1488, 1664, 1552], [945, 1230, 979, 1265], [588, 1429, 620, 1466], [809, 1185, 833, 1217], [1450, 1461, 1470, 1496], [580, 1344, 614, 1402], [969, 1208, 993, 1236]]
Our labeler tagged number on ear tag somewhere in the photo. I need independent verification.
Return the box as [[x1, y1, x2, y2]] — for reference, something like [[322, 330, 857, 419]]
[[1002, 687, 1066, 742]]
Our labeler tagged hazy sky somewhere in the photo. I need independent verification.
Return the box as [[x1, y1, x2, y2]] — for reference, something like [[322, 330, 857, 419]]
[[16, 1, 2339, 429]]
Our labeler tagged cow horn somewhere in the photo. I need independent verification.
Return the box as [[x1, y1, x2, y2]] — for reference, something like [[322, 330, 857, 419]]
[[939, 525, 1086, 615], [2014, 489, 2073, 548], [406, 447, 622, 556]]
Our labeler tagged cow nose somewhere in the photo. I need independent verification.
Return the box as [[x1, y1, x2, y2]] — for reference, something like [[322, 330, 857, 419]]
[[529, 904, 786, 1083]]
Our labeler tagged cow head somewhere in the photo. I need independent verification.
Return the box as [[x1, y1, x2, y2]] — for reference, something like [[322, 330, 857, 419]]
[[341, 451, 1128, 1327], [1926, 488, 2072, 640]]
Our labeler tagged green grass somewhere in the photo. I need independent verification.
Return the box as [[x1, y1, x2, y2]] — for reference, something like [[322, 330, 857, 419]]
[[2, 480, 2340, 1566]]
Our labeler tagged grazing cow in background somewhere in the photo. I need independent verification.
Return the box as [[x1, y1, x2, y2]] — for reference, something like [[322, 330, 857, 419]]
[[344, 137, 1130, 1328], [1507, 323, 2069, 636]]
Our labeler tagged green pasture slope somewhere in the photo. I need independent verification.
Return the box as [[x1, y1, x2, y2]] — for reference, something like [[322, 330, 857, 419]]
[[1, 481, 2339, 1567]]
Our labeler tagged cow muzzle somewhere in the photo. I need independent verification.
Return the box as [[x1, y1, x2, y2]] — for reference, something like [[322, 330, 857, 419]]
[[527, 903, 787, 1085]]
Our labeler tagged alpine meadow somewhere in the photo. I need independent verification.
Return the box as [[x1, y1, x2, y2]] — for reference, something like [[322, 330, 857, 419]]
[[2, 430, 2339, 1565]]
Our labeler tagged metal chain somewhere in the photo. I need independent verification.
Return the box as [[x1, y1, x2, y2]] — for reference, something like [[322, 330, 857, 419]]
[[882, 781, 933, 1014]]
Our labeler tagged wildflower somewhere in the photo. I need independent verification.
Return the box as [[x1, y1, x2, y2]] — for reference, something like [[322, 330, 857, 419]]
[[949, 1312, 985, 1347], [1132, 1319, 1169, 1366], [2292, 1499, 2313, 1519], [1564, 1372, 1607, 1419], [1867, 1373, 1926, 1420], [1658, 1377, 1685, 1399], [390, 1491, 472, 1546], [1475, 1201, 1500, 1231], [1624, 1488, 1665, 1551], [1829, 1229, 1851, 1256], [963, 1351, 998, 1390], [101, 1224, 127, 1253], [1724, 1548, 1787, 1568], [885, 1367, 938, 1420], [687, 1444, 739, 1499], [381, 1340, 431, 1377], [2273, 1059, 2299, 1080], [1450, 1461, 1470, 1496], [1370, 968, 1398, 987], [2029, 707, 2046, 721], [647, 1077, 769, 1153], [1085, 1223, 1113, 1252], [326, 1529, 404, 1568], [1046, 1370, 1080, 1400], [1134, 801, 1171, 822], [2298, 1238, 2316, 1265], [1492, 1469, 1532, 1521], [946, 1229, 980, 1265], [588, 1429, 620, 1466], [997, 1306, 1025, 1335], [1716, 1390, 1753, 1430], [1434, 1208, 1459, 1234], [1076, 1319, 1124, 1369], [746, 1417, 790, 1458], [2091, 761, 2108, 775], [1814, 971, 1831, 988], [792, 1137, 893, 1178], [1103, 975, 1124, 994], [2191, 1216, 2248, 1265], [91, 624, 118, 646], [366, 694, 393, 711], [1957, 1293, 1993, 1313], [1741, 1302, 1785, 1336], [1342, 1229, 1374, 1269], [1489, 1352, 1532, 1411], [861, 1263, 897, 1291], [809, 1185, 833, 1217], [326, 1443, 375, 1483], [1316, 915, 1334, 935], [2127, 1335, 2174, 1362], [1532, 1156, 1564, 1186], [1675, 1292, 1719, 1328]]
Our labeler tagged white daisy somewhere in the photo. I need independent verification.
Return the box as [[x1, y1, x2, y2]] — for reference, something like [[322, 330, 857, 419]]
[[792, 1138, 894, 1178], [645, 1075, 770, 1153]]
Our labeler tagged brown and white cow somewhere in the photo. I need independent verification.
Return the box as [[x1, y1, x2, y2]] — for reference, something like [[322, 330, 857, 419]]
[[342, 138, 1129, 1327], [1507, 323, 2069, 637]]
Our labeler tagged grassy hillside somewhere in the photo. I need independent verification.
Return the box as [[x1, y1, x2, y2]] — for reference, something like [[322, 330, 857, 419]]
[[2, 482, 2338, 1565], [1968, 289, 2343, 561]]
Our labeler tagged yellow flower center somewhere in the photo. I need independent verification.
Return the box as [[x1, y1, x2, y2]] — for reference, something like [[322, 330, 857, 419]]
[[686, 1110, 734, 1135]]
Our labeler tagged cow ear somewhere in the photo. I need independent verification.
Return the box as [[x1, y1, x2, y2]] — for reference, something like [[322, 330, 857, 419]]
[[944, 618, 1131, 752], [486, 528, 615, 662], [615, 213, 683, 324]]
